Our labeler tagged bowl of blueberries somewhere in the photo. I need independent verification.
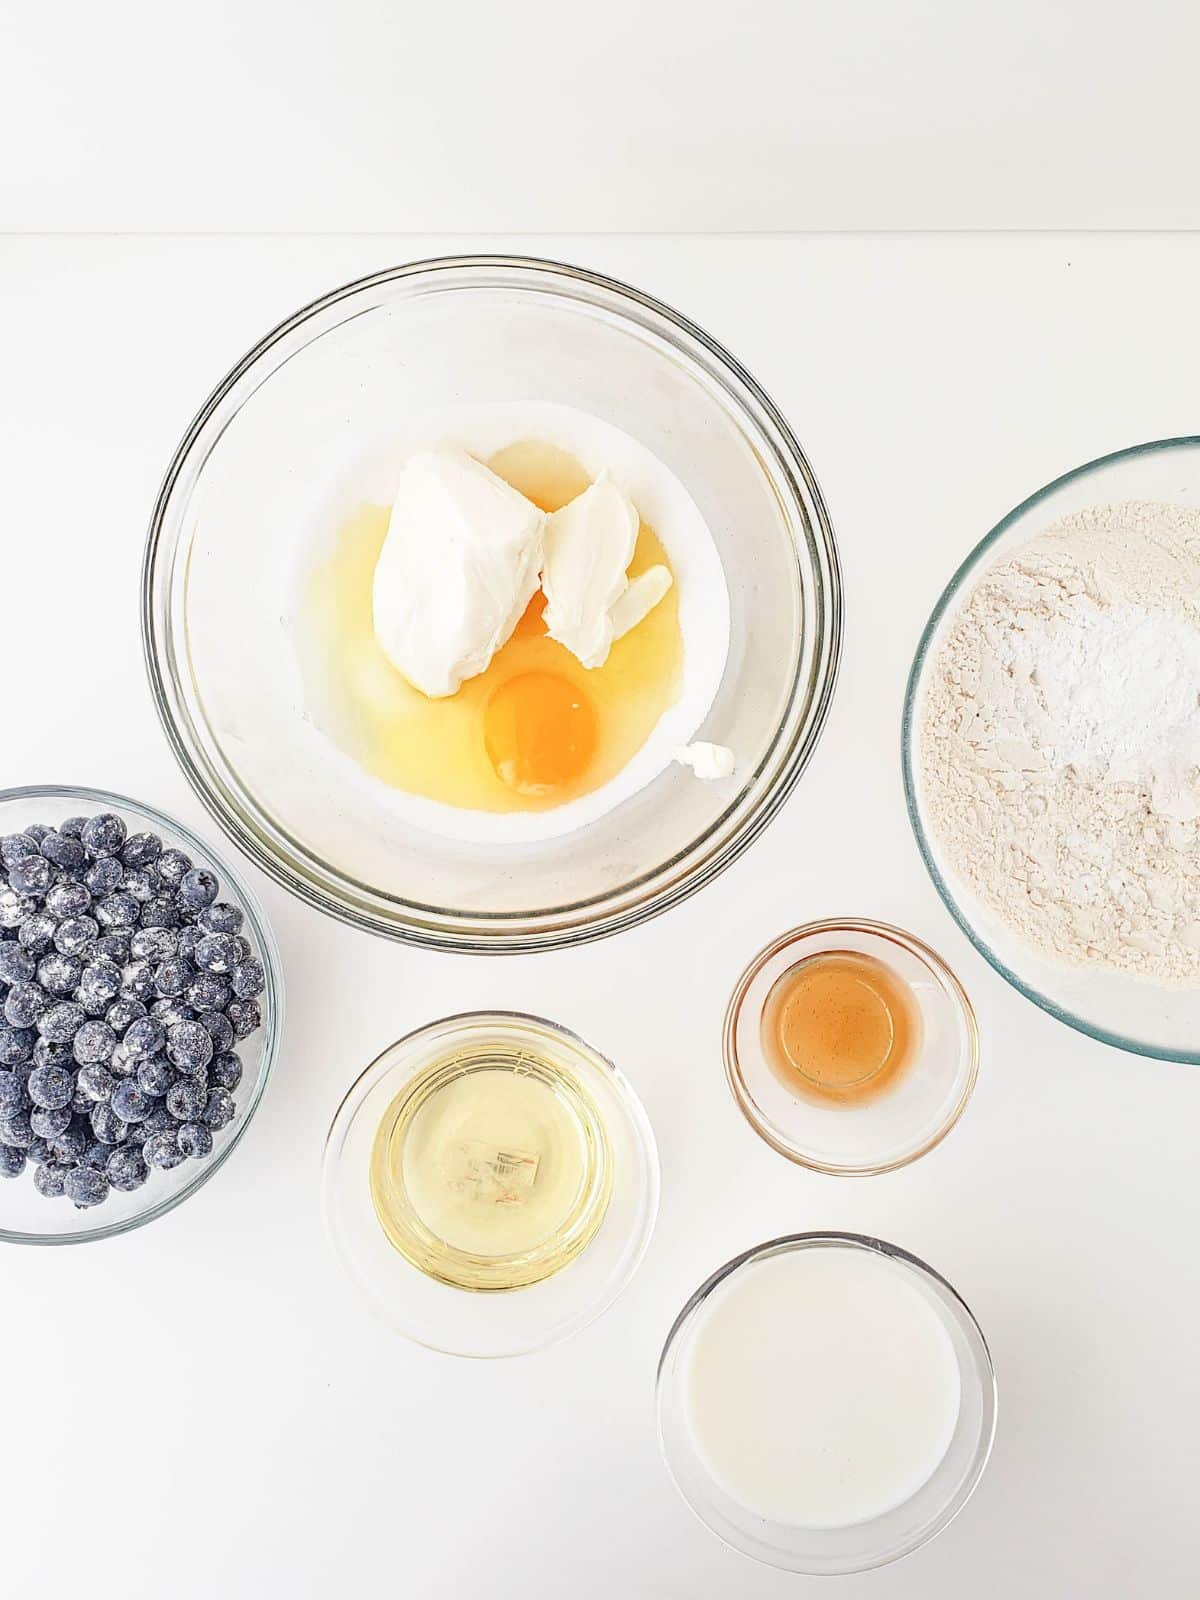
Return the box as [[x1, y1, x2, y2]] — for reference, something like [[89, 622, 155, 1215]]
[[0, 785, 281, 1244]]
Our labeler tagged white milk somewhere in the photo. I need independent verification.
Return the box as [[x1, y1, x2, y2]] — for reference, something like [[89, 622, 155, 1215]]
[[683, 1246, 961, 1529]]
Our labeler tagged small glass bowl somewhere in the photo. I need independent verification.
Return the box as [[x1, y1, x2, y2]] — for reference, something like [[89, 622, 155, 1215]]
[[904, 436, 1200, 1062], [724, 919, 978, 1174], [321, 1011, 659, 1358], [0, 785, 282, 1246], [657, 1233, 997, 1575], [143, 255, 842, 952]]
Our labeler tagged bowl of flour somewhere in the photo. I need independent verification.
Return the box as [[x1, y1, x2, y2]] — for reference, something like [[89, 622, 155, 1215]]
[[904, 437, 1200, 1061]]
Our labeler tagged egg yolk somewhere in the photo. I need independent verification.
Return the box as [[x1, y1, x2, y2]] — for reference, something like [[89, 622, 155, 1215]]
[[484, 671, 597, 796]]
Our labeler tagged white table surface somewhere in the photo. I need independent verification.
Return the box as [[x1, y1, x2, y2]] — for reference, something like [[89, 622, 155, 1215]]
[[5, 0, 1200, 232], [3, 233, 1199, 1597]]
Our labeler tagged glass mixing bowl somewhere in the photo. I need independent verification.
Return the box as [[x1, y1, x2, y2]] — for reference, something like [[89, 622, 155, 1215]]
[[0, 785, 281, 1246], [322, 1011, 659, 1357], [143, 256, 841, 952], [904, 437, 1200, 1062], [657, 1233, 996, 1575]]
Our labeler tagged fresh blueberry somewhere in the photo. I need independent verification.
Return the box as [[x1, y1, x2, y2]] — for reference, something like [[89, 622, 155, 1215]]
[[50, 1120, 89, 1163], [82, 1141, 112, 1170], [33, 1036, 72, 1070], [37, 952, 82, 996], [1, 834, 38, 867], [143, 1129, 184, 1170], [77, 1062, 116, 1103], [185, 974, 230, 1012], [106, 1145, 148, 1191], [153, 957, 191, 998], [30, 1104, 72, 1138], [39, 832, 86, 872], [177, 1122, 213, 1160], [80, 813, 126, 859], [45, 880, 91, 919], [95, 933, 132, 966], [200, 1087, 235, 1132], [138, 896, 180, 930], [166, 1021, 213, 1074], [111, 1080, 154, 1123], [0, 889, 35, 929], [166, 1079, 207, 1121], [65, 1166, 110, 1208], [5, 981, 48, 1029], [0, 1025, 35, 1066], [0, 1145, 26, 1178], [122, 1016, 166, 1060], [136, 1056, 175, 1097], [0, 1110, 35, 1149], [28, 1064, 74, 1109], [0, 1071, 27, 1112], [96, 893, 139, 931], [231, 957, 265, 1000], [34, 1161, 70, 1198], [121, 833, 161, 869], [198, 1011, 234, 1054], [23, 824, 51, 843], [37, 1001, 85, 1043], [59, 816, 88, 839], [198, 903, 243, 936], [122, 867, 159, 903], [73, 1020, 117, 1065], [156, 848, 192, 886], [9, 854, 52, 897], [89, 1103, 126, 1145], [177, 868, 219, 913], [105, 995, 146, 1033], [150, 1000, 196, 1030], [78, 959, 122, 1013], [54, 916, 98, 957], [176, 927, 203, 963], [120, 960, 155, 1001], [17, 912, 56, 954], [0, 944, 34, 985], [130, 927, 177, 962], [140, 1105, 176, 1137], [84, 857, 124, 897], [195, 934, 239, 975], [26, 1135, 53, 1164]]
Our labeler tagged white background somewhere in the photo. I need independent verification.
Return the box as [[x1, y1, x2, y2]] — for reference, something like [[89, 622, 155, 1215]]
[[6, 1, 1200, 1589], [3, 232, 1200, 1595], [4, 0, 1200, 231]]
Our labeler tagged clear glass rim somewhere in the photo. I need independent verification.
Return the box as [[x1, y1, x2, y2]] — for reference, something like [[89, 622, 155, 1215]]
[[723, 918, 979, 1175], [142, 253, 843, 954], [0, 783, 283, 1246], [655, 1231, 998, 1575], [901, 435, 1200, 1064], [320, 1008, 661, 1358]]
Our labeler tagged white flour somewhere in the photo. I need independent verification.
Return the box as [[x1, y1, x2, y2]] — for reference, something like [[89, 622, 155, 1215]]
[[919, 501, 1200, 983]]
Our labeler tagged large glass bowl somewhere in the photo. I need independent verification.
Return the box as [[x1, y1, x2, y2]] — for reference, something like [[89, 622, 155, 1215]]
[[903, 437, 1200, 1062], [0, 785, 281, 1245], [143, 256, 841, 952], [656, 1233, 996, 1575]]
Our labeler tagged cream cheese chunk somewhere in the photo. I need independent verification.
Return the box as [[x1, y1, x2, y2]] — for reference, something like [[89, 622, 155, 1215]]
[[541, 474, 673, 669], [372, 449, 545, 698], [674, 741, 735, 780]]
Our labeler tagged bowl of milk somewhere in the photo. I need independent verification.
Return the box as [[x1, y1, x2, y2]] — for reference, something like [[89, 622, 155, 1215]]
[[656, 1233, 996, 1574]]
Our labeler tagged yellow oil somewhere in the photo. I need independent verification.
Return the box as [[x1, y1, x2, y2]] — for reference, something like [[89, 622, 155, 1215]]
[[369, 1047, 612, 1292], [296, 440, 684, 813]]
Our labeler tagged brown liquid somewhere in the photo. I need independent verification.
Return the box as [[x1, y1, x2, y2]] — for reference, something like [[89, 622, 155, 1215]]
[[761, 951, 919, 1105]]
